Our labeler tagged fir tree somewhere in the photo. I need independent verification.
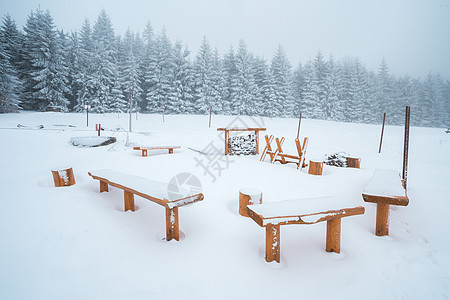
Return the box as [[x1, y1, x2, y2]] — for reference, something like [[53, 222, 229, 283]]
[[192, 36, 214, 114], [271, 45, 294, 117]]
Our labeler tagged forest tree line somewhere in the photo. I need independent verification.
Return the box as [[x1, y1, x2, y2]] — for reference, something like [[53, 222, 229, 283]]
[[0, 8, 449, 127]]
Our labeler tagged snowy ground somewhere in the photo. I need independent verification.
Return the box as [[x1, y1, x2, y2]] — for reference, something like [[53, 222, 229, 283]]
[[0, 112, 449, 299]]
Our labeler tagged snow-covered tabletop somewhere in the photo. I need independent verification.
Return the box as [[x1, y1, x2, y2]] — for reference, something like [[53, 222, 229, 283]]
[[248, 196, 364, 226], [363, 169, 406, 198]]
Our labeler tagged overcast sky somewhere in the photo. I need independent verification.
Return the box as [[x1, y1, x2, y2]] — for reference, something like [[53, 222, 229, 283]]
[[1, 0, 450, 79]]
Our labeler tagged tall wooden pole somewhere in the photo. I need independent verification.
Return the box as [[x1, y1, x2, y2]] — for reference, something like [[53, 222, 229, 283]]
[[209, 105, 212, 128], [296, 112, 302, 139], [162, 104, 165, 122], [402, 106, 410, 189], [378, 112, 386, 153]]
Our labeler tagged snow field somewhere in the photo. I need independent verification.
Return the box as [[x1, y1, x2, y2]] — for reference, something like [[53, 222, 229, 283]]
[[0, 112, 449, 299]]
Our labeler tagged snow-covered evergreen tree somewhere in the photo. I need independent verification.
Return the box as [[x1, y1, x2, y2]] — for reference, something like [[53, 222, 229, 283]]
[[253, 56, 274, 117], [89, 10, 117, 113], [192, 36, 214, 114], [0, 14, 22, 112], [119, 29, 142, 113], [146, 28, 174, 113], [21, 9, 69, 111], [324, 55, 342, 121], [271, 45, 294, 117], [171, 41, 193, 114], [234, 40, 256, 116], [376, 57, 393, 121], [0, 38, 21, 112], [210, 48, 226, 115], [73, 18, 94, 112], [222, 46, 239, 115]]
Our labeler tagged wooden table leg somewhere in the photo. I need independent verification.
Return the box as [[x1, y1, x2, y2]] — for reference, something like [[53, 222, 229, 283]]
[[142, 149, 147, 157], [100, 180, 109, 192], [376, 203, 390, 236], [169, 148, 173, 154], [124, 191, 135, 211], [266, 224, 280, 263], [326, 218, 341, 253], [166, 207, 180, 241]]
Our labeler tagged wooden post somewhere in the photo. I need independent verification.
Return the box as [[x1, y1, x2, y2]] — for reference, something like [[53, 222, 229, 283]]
[[124, 191, 135, 211], [224, 130, 229, 155], [308, 160, 324, 175], [376, 203, 390, 236], [402, 106, 410, 189], [51, 167, 76, 187], [100, 181, 109, 192], [169, 148, 173, 154], [162, 104, 165, 123], [326, 218, 341, 253], [265, 224, 280, 263], [239, 188, 262, 217], [296, 112, 302, 139], [379, 112, 386, 153], [347, 157, 361, 168], [142, 149, 148, 157], [255, 130, 260, 154], [209, 105, 212, 128], [165, 207, 179, 241]]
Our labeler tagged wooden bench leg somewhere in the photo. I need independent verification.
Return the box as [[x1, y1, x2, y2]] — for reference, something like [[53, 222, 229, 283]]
[[326, 218, 341, 253], [100, 180, 109, 192], [165, 207, 179, 241], [169, 148, 173, 154], [265, 224, 280, 263], [142, 149, 147, 157], [376, 203, 390, 236], [124, 191, 135, 212]]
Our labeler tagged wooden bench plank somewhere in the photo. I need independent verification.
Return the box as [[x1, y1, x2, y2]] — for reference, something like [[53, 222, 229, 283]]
[[88, 169, 203, 208]]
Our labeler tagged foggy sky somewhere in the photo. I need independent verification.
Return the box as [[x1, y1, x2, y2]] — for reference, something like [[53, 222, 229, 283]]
[[1, 0, 450, 79]]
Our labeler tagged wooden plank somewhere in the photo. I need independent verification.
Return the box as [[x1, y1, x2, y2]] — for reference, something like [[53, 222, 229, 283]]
[[89, 172, 204, 208], [217, 128, 266, 132], [362, 194, 409, 206], [247, 206, 365, 227]]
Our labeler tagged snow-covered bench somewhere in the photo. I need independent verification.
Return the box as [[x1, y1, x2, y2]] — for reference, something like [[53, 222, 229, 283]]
[[133, 146, 181, 157], [88, 169, 204, 241], [362, 169, 409, 236], [247, 197, 365, 263]]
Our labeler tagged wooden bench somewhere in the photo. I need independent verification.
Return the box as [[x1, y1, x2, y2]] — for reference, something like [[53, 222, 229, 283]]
[[133, 146, 181, 157], [247, 197, 365, 263], [260, 135, 309, 170], [362, 169, 409, 236], [88, 169, 204, 241]]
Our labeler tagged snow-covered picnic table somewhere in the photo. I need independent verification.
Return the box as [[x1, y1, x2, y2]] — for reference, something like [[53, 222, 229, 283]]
[[247, 196, 365, 263]]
